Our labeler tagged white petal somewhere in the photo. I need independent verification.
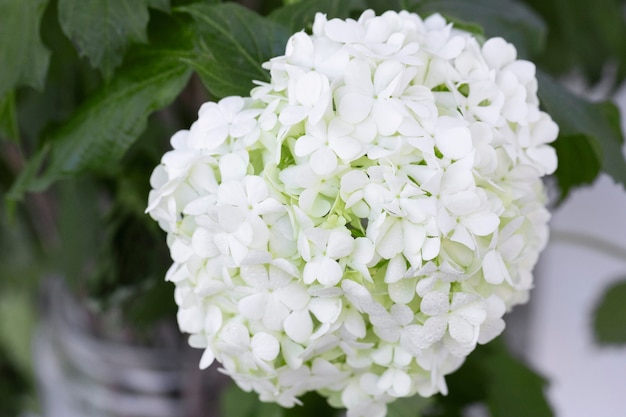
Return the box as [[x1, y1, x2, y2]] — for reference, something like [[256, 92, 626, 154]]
[[344, 309, 366, 339], [317, 257, 344, 286], [279, 105, 309, 126], [326, 231, 354, 259], [251, 332, 280, 361], [465, 212, 500, 236], [296, 72, 324, 107], [263, 296, 291, 331], [219, 153, 248, 182], [309, 297, 342, 323], [338, 92, 372, 124], [276, 282, 311, 310], [375, 219, 404, 259], [238, 293, 267, 320], [373, 100, 403, 136], [436, 125, 472, 160], [482, 250, 509, 285], [218, 182, 247, 207], [199, 348, 215, 369], [284, 310, 313, 343], [448, 316, 476, 345], [482, 37, 516, 69], [295, 134, 322, 157], [388, 278, 417, 304], [384, 255, 407, 283], [310, 147, 338, 176], [420, 290, 449, 316]]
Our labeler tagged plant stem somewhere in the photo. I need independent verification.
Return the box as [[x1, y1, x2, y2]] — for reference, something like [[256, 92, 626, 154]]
[[550, 230, 626, 263]]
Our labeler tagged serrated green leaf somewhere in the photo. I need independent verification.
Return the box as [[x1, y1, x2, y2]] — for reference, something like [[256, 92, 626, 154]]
[[412, 0, 546, 58], [8, 50, 192, 200], [178, 2, 290, 98], [0, 0, 50, 97], [268, 0, 367, 33], [593, 279, 626, 345], [58, 0, 155, 78], [537, 72, 626, 199], [0, 91, 19, 143]]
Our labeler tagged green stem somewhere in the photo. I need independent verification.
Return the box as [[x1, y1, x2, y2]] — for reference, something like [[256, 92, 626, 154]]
[[550, 230, 626, 263]]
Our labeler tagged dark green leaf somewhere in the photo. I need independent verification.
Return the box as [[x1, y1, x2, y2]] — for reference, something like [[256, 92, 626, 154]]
[[430, 339, 552, 417], [0, 91, 19, 143], [269, 0, 367, 33], [220, 383, 285, 417], [0, 0, 50, 97], [387, 393, 433, 417], [412, 0, 546, 58], [58, 0, 155, 78], [8, 49, 192, 199], [178, 2, 290, 98], [550, 134, 601, 197], [0, 343, 32, 417], [520, 0, 626, 83], [147, 0, 170, 12], [593, 279, 626, 345], [283, 391, 340, 417], [538, 72, 626, 199], [483, 344, 552, 417]]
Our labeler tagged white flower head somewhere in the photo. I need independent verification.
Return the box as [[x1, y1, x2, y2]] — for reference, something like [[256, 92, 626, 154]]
[[147, 9, 557, 417]]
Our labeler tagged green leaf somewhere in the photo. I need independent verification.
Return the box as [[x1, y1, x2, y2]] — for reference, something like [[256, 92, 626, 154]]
[[483, 345, 552, 417], [178, 2, 290, 98], [220, 383, 285, 417], [147, 0, 170, 12], [387, 394, 433, 417], [593, 279, 626, 345], [433, 339, 552, 417], [0, 91, 19, 143], [537, 72, 626, 199], [0, 0, 50, 97], [550, 134, 602, 197], [521, 0, 626, 83], [412, 0, 546, 58], [8, 48, 192, 199], [58, 0, 157, 78], [269, 0, 366, 33]]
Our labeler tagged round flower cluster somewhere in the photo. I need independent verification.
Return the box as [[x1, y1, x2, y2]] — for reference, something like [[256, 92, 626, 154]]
[[147, 9, 557, 417]]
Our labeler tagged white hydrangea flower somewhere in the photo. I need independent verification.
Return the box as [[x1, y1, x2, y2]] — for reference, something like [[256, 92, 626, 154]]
[[147, 9, 558, 417]]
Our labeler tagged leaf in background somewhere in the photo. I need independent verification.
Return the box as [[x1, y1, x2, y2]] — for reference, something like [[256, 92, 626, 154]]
[[58, 0, 165, 78], [593, 279, 626, 345], [520, 0, 626, 84], [550, 134, 602, 197], [147, 0, 170, 12], [387, 393, 432, 417], [0, 0, 50, 98], [220, 383, 285, 417], [283, 392, 341, 417], [538, 72, 626, 199], [411, 0, 546, 59], [8, 47, 192, 199], [268, 0, 366, 33], [0, 91, 18, 143], [430, 338, 552, 417], [178, 2, 290, 98], [482, 345, 552, 417]]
